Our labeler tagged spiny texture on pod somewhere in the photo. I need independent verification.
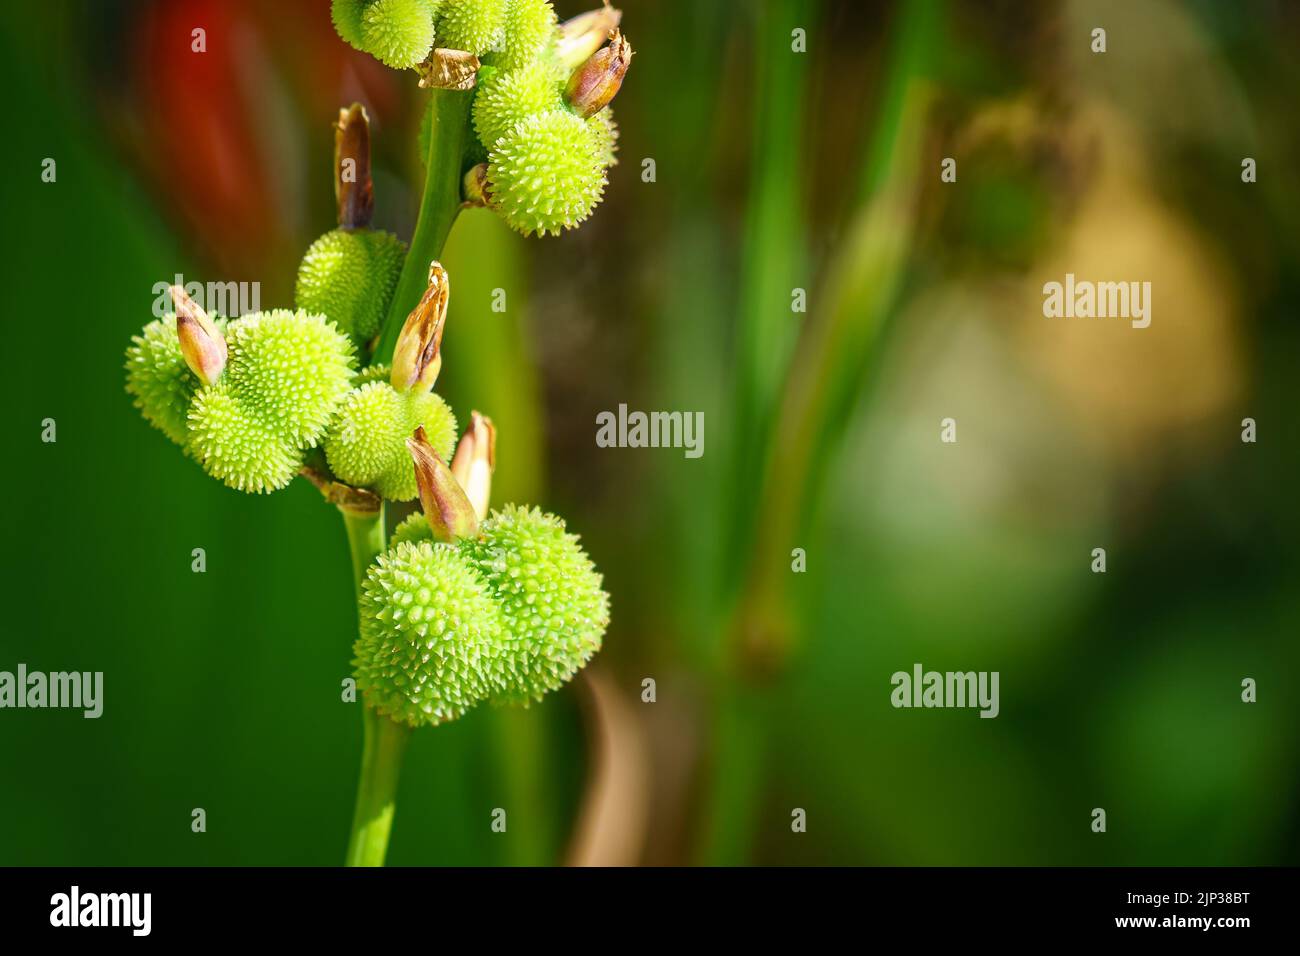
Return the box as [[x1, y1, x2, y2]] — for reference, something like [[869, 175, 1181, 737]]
[[457, 505, 609, 703], [353, 362, 394, 387], [491, 0, 558, 72], [472, 60, 561, 150], [346, 0, 441, 69], [587, 107, 619, 167], [331, 0, 369, 48], [353, 540, 505, 727], [390, 512, 434, 549], [186, 384, 301, 492], [126, 314, 218, 447], [366, 0, 439, 68], [324, 382, 457, 500], [487, 110, 605, 237], [435, 0, 506, 57], [185, 310, 354, 492], [221, 310, 356, 447], [295, 228, 406, 344]]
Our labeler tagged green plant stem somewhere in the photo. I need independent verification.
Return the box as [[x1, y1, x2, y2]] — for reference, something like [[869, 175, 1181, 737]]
[[339, 505, 410, 867], [342, 86, 474, 869], [345, 708, 411, 867], [372, 88, 474, 366], [342, 506, 387, 597]]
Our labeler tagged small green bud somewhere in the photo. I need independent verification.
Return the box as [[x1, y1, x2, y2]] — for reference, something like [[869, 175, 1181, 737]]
[[353, 362, 393, 387], [170, 285, 227, 386], [409, 425, 479, 540], [457, 504, 609, 703], [487, 109, 606, 236], [353, 539, 506, 727], [390, 262, 448, 392], [295, 228, 406, 345], [472, 59, 562, 149], [390, 511, 434, 548], [554, 4, 621, 71], [435, 0, 506, 56], [324, 383, 457, 501], [564, 29, 631, 119], [360, 0, 439, 69]]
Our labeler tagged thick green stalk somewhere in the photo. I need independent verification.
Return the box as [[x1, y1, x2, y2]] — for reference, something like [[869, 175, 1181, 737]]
[[340, 505, 410, 867], [345, 708, 411, 867], [344, 85, 474, 864], [342, 506, 387, 597], [372, 88, 474, 366]]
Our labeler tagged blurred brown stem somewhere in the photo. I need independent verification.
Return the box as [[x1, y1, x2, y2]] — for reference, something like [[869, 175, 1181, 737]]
[[565, 667, 650, 866]]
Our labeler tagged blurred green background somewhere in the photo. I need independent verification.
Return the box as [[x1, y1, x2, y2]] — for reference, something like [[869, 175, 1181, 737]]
[[1, 0, 1297, 866]]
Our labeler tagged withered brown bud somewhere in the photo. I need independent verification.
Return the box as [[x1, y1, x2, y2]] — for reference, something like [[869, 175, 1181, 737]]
[[408, 425, 479, 541], [335, 103, 374, 230], [417, 48, 481, 90], [565, 30, 633, 119]]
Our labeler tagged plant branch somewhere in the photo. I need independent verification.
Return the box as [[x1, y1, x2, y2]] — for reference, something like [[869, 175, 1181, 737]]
[[345, 708, 411, 866], [339, 86, 474, 868], [372, 88, 474, 366], [301, 465, 384, 516], [339, 503, 407, 867]]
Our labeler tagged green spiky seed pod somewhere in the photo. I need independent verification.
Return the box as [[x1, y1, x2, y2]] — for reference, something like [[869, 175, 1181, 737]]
[[390, 512, 433, 548], [457, 504, 609, 703], [125, 314, 210, 447], [353, 540, 505, 726], [186, 384, 301, 493], [170, 310, 354, 493], [324, 382, 457, 500], [472, 59, 561, 149], [361, 0, 438, 69], [435, 0, 505, 56], [487, 109, 605, 236], [295, 228, 406, 344], [223, 310, 356, 447], [493, 0, 558, 71], [126, 307, 354, 493], [331, 0, 369, 49], [587, 107, 619, 168]]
